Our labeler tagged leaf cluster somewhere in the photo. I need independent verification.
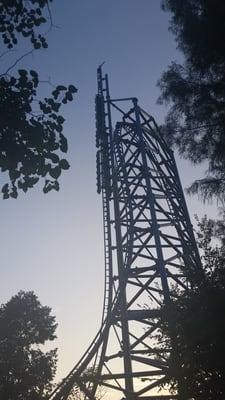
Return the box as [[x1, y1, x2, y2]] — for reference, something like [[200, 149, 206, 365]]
[[156, 216, 225, 399], [0, 70, 77, 198], [68, 368, 106, 400], [0, 1, 78, 199], [162, 0, 225, 73], [0, 291, 57, 399], [0, 0, 53, 49], [160, 287, 225, 399], [159, 0, 225, 203]]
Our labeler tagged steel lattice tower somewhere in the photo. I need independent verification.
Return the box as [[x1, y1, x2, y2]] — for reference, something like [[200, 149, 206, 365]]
[[49, 67, 203, 400]]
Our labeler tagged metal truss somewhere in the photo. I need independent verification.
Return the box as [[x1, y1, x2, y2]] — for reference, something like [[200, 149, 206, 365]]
[[49, 67, 203, 400]]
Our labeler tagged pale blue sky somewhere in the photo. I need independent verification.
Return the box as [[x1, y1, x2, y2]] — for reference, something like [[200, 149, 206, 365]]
[[0, 0, 217, 381]]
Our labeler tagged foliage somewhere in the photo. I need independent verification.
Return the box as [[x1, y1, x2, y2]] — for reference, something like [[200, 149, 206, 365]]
[[68, 368, 106, 400], [0, 0, 77, 199], [196, 215, 225, 287], [0, 291, 57, 399], [158, 0, 225, 203], [0, 0, 53, 49], [0, 70, 76, 198], [157, 5, 225, 391], [157, 217, 225, 399], [161, 288, 225, 399]]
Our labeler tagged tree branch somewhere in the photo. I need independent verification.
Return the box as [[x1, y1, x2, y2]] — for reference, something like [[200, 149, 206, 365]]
[[0, 49, 34, 76], [0, 49, 16, 61]]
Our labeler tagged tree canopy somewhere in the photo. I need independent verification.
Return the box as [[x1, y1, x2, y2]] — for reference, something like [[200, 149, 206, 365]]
[[0, 291, 57, 399], [0, 0, 77, 199], [158, 0, 225, 203], [157, 5, 225, 395], [156, 217, 225, 400]]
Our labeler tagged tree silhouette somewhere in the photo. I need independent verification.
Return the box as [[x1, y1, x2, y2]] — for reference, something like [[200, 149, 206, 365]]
[[0, 0, 77, 199], [156, 217, 225, 399], [158, 0, 225, 203], [0, 291, 57, 399]]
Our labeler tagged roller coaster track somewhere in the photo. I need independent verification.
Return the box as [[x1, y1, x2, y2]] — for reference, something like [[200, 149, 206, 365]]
[[49, 67, 203, 400]]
